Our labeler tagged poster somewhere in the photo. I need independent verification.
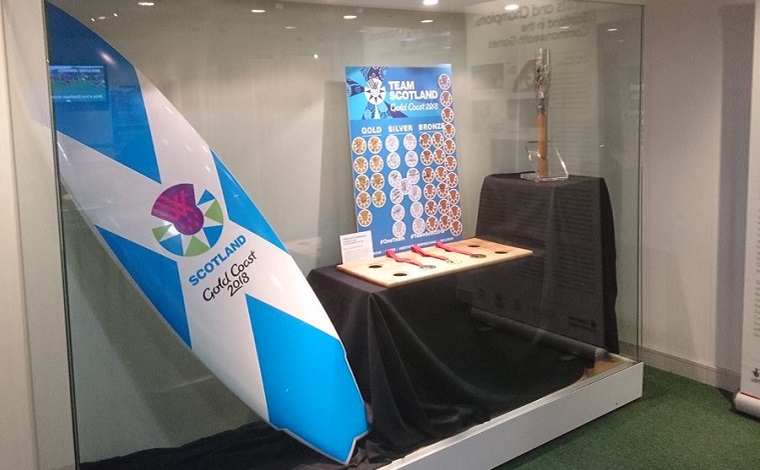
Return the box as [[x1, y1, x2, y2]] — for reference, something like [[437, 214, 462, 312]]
[[345, 65, 462, 256]]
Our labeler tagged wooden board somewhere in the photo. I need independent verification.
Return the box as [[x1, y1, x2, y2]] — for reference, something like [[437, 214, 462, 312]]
[[337, 238, 532, 287]]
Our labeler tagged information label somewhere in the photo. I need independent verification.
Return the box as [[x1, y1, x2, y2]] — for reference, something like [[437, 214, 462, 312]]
[[345, 65, 463, 255], [339, 231, 374, 264]]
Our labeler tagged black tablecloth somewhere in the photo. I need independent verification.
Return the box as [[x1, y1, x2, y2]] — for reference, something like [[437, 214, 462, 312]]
[[459, 173, 619, 351], [307, 267, 588, 455], [83, 267, 587, 470]]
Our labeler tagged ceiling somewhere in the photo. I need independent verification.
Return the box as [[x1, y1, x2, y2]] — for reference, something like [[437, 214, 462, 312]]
[[280, 0, 498, 13]]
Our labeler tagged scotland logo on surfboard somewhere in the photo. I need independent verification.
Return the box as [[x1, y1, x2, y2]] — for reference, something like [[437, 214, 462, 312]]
[[46, 3, 368, 464], [151, 184, 225, 257]]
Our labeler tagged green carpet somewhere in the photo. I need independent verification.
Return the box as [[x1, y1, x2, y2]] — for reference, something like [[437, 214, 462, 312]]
[[494, 366, 760, 470]]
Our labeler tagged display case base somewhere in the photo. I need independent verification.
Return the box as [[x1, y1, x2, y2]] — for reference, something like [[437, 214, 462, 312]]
[[382, 357, 642, 470]]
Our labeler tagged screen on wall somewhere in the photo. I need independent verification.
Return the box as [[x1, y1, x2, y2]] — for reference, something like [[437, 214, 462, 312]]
[[49, 65, 108, 103]]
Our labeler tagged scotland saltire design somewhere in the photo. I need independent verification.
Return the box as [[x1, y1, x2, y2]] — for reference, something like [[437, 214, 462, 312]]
[[247, 295, 369, 461], [46, 2, 367, 464]]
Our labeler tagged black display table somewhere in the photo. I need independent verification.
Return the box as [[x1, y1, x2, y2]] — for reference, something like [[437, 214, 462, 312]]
[[458, 173, 618, 352], [305, 266, 587, 461]]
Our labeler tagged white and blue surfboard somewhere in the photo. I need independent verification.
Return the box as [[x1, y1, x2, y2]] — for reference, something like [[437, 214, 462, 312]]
[[46, 3, 368, 464]]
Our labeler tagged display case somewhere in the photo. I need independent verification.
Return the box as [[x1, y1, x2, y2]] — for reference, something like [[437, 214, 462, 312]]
[[38, 0, 644, 468]]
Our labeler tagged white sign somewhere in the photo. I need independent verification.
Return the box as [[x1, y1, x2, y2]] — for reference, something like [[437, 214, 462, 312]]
[[340, 231, 375, 264]]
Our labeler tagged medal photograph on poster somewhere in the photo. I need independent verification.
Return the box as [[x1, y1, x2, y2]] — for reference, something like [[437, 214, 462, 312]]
[[345, 65, 463, 256]]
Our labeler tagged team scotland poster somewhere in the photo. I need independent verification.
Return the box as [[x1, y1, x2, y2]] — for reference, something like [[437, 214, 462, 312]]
[[345, 65, 463, 256]]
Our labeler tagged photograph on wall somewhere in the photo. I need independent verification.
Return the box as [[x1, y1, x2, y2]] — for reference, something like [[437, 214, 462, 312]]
[[345, 65, 462, 255]]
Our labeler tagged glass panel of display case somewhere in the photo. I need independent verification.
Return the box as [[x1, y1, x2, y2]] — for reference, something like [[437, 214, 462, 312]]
[[45, 0, 642, 467]]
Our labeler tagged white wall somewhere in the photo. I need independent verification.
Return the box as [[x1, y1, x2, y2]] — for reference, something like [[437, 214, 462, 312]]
[[1, 0, 76, 467], [0, 1, 37, 467], [641, 0, 754, 388]]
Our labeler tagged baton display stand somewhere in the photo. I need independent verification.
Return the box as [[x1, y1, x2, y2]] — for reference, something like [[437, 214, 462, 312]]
[[458, 173, 619, 352], [521, 140, 569, 182]]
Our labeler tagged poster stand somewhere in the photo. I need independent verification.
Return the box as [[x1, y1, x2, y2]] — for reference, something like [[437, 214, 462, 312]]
[[735, 95, 760, 417]]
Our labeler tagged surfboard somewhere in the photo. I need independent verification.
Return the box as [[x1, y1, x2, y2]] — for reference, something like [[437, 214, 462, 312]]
[[45, 3, 368, 464]]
